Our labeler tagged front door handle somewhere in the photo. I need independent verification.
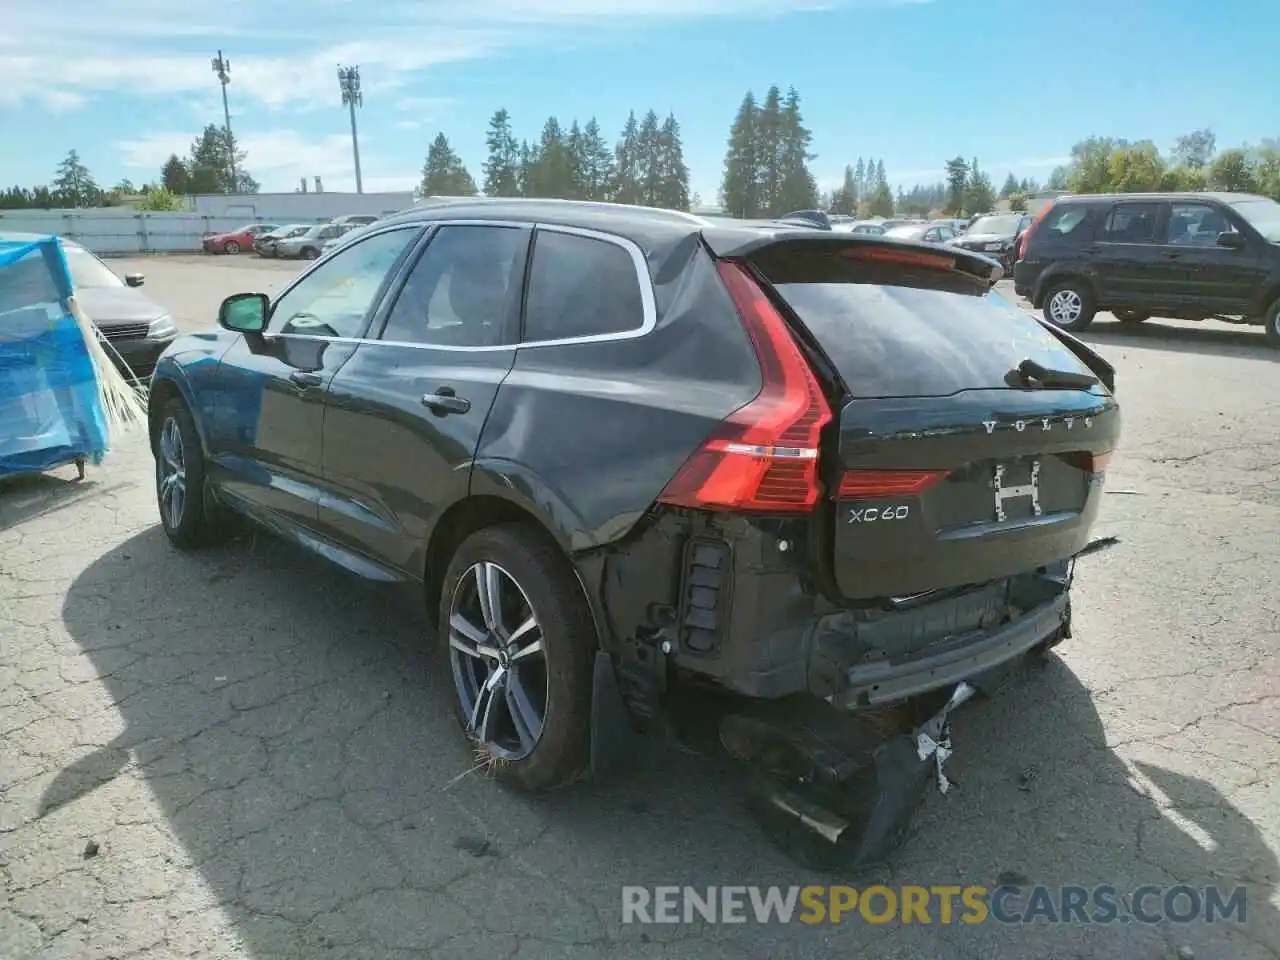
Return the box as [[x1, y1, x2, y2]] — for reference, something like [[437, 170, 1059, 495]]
[[421, 387, 471, 416], [289, 371, 324, 387], [1159, 251, 1183, 261]]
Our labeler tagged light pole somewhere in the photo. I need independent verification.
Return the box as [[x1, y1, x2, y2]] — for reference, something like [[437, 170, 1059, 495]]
[[337, 64, 364, 194], [211, 50, 237, 191]]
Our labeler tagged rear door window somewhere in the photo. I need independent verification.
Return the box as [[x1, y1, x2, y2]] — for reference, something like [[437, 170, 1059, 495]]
[[773, 282, 1097, 399], [523, 229, 650, 342], [1099, 202, 1160, 244], [379, 224, 526, 347]]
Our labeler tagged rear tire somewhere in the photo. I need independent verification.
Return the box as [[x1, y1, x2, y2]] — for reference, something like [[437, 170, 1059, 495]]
[[1114, 310, 1149, 324], [303, 247, 320, 260], [1264, 298, 1280, 349], [224, 240, 240, 255], [154, 399, 225, 549], [438, 523, 596, 791], [1043, 280, 1096, 332]]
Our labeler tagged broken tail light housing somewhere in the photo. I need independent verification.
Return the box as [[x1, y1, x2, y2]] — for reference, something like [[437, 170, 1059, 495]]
[[656, 260, 833, 512]]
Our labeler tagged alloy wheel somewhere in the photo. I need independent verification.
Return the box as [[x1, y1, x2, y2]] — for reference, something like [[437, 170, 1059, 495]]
[[225, 240, 240, 254], [1048, 288, 1083, 326], [448, 560, 548, 760], [157, 417, 187, 530]]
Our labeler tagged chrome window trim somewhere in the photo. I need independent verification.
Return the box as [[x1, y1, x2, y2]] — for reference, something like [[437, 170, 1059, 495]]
[[273, 219, 660, 353]]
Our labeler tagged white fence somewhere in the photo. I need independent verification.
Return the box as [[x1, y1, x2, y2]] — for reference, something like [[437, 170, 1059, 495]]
[[0, 210, 329, 257]]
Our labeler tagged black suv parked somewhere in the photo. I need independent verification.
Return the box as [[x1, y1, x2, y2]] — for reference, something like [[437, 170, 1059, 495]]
[[1014, 192, 1280, 345], [148, 199, 1119, 865]]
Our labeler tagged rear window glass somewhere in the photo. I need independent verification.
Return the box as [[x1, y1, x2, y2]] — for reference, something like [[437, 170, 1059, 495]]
[[774, 283, 1097, 399]]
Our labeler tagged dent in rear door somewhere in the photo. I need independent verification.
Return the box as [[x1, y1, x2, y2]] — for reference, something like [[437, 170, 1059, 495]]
[[316, 223, 530, 576]]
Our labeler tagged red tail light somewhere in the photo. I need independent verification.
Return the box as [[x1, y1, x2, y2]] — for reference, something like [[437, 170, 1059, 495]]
[[656, 260, 833, 512], [838, 469, 948, 499], [1018, 203, 1053, 260]]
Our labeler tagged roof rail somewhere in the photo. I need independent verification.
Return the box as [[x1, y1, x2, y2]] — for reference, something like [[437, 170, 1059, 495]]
[[413, 194, 709, 225]]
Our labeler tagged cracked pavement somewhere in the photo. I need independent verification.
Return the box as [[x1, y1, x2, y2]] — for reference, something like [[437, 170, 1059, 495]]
[[1, 257, 1278, 959]]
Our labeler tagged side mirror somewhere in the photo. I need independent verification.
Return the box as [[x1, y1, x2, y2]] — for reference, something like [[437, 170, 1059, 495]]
[[1217, 231, 1245, 250], [125, 273, 145, 287], [219, 293, 269, 334]]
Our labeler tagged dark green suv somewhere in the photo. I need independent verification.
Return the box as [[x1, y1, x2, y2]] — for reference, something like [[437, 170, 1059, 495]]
[[1013, 192, 1280, 347]]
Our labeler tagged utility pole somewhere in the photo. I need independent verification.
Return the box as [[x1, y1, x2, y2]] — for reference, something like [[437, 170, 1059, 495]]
[[337, 64, 364, 194], [211, 50, 237, 191]]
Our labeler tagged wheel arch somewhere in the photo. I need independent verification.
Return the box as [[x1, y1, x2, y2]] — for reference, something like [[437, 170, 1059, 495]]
[[421, 486, 612, 656], [147, 369, 209, 456], [1035, 270, 1096, 309]]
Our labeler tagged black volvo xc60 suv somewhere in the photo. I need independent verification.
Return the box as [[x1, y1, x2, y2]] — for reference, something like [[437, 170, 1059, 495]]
[[148, 199, 1119, 864]]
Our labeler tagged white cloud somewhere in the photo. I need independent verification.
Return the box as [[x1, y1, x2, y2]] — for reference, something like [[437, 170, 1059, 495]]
[[115, 128, 416, 193], [0, 0, 929, 112]]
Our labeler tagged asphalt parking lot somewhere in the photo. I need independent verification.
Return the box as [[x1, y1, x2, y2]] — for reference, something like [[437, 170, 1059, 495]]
[[2, 254, 1278, 960]]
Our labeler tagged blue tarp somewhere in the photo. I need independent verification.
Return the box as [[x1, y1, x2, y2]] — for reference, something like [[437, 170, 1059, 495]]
[[0, 236, 110, 479]]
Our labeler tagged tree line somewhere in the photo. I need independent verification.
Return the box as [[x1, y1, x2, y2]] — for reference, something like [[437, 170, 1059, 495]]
[[419, 107, 691, 210], [0, 123, 260, 213], [4, 109, 1277, 222], [1041, 130, 1280, 200]]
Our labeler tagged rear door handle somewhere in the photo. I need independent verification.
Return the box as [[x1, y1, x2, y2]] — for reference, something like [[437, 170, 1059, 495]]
[[421, 387, 471, 415], [289, 371, 324, 387]]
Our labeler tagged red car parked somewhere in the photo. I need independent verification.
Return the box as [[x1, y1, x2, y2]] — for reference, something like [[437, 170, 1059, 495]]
[[202, 223, 279, 255]]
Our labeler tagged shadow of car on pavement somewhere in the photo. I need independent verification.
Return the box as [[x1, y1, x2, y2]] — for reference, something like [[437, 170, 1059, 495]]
[[1081, 318, 1278, 362], [52, 524, 1279, 959]]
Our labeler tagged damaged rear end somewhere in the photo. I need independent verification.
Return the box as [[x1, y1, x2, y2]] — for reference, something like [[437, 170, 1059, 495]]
[[607, 231, 1120, 867]]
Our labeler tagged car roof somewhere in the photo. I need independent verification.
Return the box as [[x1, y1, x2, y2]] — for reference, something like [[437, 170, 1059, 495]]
[[366, 197, 1002, 279], [374, 197, 777, 250], [1054, 192, 1273, 206]]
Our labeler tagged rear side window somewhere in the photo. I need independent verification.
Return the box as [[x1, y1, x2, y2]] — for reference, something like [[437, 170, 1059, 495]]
[[524, 230, 648, 342], [774, 282, 1097, 400], [1100, 202, 1159, 244], [1038, 204, 1096, 242]]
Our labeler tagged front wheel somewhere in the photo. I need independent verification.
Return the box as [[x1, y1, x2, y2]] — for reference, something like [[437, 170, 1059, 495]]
[[1042, 281, 1097, 332], [303, 246, 320, 260], [154, 399, 225, 549], [1264, 298, 1280, 349], [439, 523, 596, 791], [223, 240, 240, 255]]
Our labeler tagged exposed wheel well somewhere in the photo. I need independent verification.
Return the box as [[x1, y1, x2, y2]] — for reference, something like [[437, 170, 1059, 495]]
[[1036, 273, 1095, 309], [423, 495, 571, 627], [147, 379, 183, 450], [1260, 284, 1280, 318]]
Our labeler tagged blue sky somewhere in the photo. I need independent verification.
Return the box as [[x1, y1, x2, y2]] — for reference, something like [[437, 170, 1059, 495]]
[[1, 0, 1276, 203]]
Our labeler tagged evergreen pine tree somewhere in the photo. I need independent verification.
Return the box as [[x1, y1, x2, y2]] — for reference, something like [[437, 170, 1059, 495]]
[[579, 118, 616, 201], [418, 133, 478, 197], [720, 91, 760, 218], [756, 86, 785, 214], [636, 110, 663, 206], [160, 154, 190, 195], [654, 113, 691, 210], [613, 111, 642, 205], [482, 109, 521, 198], [526, 117, 574, 198], [775, 87, 818, 212], [52, 150, 99, 207]]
